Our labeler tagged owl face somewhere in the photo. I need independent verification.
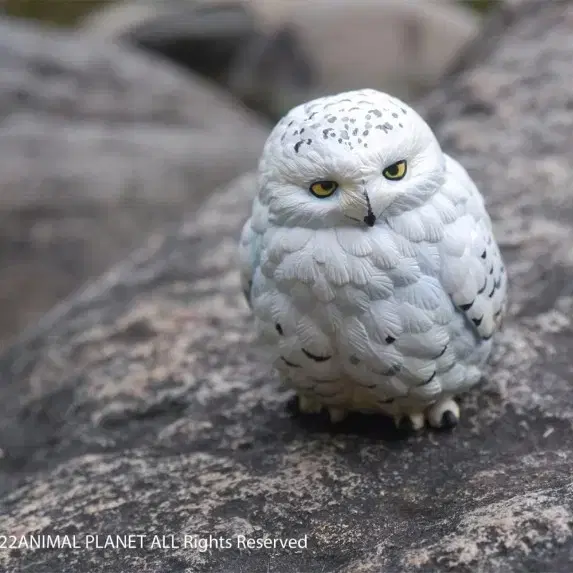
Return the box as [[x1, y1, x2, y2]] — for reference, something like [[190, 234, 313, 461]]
[[258, 89, 445, 229]]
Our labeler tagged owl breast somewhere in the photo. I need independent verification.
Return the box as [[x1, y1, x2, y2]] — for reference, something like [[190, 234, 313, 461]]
[[250, 218, 485, 410]]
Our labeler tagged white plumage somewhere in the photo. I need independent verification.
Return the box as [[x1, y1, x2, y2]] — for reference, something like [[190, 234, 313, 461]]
[[239, 89, 507, 430]]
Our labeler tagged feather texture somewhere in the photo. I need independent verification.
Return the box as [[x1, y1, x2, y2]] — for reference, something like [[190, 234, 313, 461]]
[[238, 89, 507, 415]]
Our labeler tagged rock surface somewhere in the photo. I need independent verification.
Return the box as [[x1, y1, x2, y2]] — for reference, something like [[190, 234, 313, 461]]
[[81, 0, 316, 120], [81, 0, 480, 117], [0, 17, 268, 346], [2, 0, 573, 572]]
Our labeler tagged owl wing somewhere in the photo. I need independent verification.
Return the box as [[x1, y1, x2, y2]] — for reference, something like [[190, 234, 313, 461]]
[[437, 155, 508, 340], [238, 217, 257, 308], [238, 198, 267, 308]]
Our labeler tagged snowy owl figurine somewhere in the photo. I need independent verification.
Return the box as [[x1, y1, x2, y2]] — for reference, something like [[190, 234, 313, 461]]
[[238, 89, 507, 432]]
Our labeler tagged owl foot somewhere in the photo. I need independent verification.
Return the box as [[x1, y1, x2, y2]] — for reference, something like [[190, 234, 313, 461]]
[[393, 399, 459, 433], [394, 412, 425, 433], [293, 395, 348, 423], [426, 398, 459, 429]]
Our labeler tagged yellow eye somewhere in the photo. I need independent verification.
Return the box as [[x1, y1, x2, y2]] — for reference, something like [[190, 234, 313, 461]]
[[383, 160, 407, 180], [309, 180, 339, 198]]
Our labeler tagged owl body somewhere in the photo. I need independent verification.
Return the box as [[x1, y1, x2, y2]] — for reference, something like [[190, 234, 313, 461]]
[[239, 89, 507, 428]]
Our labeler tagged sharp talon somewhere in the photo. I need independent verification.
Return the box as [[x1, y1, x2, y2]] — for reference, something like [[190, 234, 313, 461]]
[[327, 407, 347, 423], [427, 398, 460, 429], [440, 410, 458, 429], [395, 413, 424, 433], [397, 416, 414, 433]]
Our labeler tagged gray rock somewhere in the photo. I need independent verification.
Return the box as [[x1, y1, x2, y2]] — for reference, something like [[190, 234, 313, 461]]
[[81, 0, 315, 120], [250, 0, 481, 100], [0, 17, 268, 346], [81, 0, 480, 116], [2, 0, 573, 572]]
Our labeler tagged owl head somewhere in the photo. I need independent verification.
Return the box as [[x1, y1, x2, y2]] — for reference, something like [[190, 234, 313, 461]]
[[258, 89, 445, 229]]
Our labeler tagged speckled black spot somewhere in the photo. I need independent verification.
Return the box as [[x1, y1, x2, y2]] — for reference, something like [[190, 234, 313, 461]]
[[399, 123, 404, 128], [365, 122, 372, 129], [392, 113, 399, 118], [338, 138, 343, 143], [288, 120, 294, 126], [374, 364, 400, 377], [370, 109, 382, 117], [358, 138, 362, 143], [323, 128, 333, 139], [435, 345, 448, 358], [478, 279, 487, 294], [342, 116, 349, 122], [489, 266, 494, 274], [350, 118, 356, 123], [364, 143, 368, 148], [401, 108, 407, 114], [488, 284, 496, 298], [300, 128, 305, 134], [281, 356, 300, 368], [375, 122, 394, 133], [363, 130, 369, 136], [309, 112, 317, 120], [293, 130, 299, 136], [341, 131, 349, 140], [460, 301, 473, 311], [311, 122, 320, 129], [328, 116, 336, 123], [349, 107, 359, 112], [349, 355, 360, 365], [385, 336, 396, 344], [275, 324, 283, 335], [302, 348, 332, 362], [330, 132, 336, 138], [294, 140, 304, 153], [481, 250, 487, 259], [417, 371, 436, 387], [366, 114, 372, 120], [472, 316, 484, 327]]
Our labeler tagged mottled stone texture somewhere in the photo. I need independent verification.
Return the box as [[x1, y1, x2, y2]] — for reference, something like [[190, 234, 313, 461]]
[[1, 0, 573, 571], [0, 17, 268, 346]]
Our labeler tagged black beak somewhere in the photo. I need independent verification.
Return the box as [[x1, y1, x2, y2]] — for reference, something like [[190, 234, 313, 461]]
[[363, 212, 376, 227], [363, 190, 376, 227]]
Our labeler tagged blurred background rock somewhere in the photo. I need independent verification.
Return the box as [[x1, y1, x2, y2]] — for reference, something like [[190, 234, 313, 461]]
[[0, 0, 499, 347], [5, 0, 499, 120]]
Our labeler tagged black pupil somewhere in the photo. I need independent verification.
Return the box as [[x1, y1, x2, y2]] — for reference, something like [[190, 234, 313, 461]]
[[387, 164, 399, 175], [321, 182, 334, 191]]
